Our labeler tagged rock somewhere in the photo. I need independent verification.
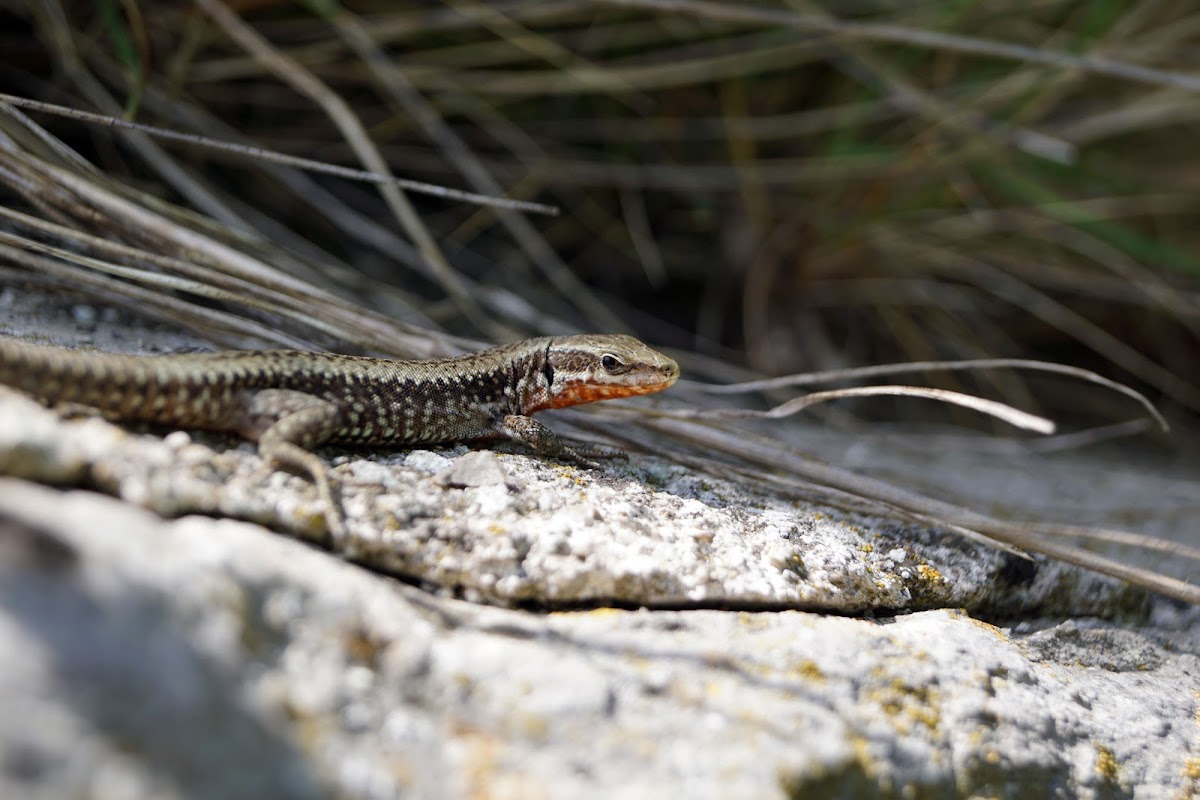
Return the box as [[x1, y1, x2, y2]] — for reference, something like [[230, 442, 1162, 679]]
[[0, 390, 1148, 616], [434, 450, 515, 489], [0, 479, 1195, 799]]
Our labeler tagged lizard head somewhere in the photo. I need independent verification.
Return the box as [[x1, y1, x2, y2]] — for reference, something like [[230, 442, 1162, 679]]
[[539, 334, 680, 410]]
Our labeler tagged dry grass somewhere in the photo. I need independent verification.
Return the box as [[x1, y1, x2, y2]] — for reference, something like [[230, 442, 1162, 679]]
[[3, 1, 1199, 411], [1, 0, 1198, 600]]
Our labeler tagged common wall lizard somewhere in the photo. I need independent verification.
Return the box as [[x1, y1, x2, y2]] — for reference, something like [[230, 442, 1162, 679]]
[[0, 334, 680, 538]]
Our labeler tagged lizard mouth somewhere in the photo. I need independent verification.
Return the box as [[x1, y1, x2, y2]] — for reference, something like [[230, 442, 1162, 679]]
[[544, 365, 679, 409]]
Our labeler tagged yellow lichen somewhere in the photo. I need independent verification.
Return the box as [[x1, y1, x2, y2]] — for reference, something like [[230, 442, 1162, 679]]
[[738, 612, 770, 630], [865, 679, 942, 735], [792, 659, 825, 682], [916, 563, 945, 584], [964, 616, 1009, 641], [1094, 743, 1119, 783]]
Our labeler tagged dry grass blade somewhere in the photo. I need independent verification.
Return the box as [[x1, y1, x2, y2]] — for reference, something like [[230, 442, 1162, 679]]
[[193, 0, 507, 340], [668, 384, 1057, 434], [1022, 522, 1200, 563], [0, 100, 102, 177], [0, 241, 315, 349], [319, 7, 626, 333], [0, 93, 558, 216], [692, 358, 1169, 432], [872, 231, 1200, 411], [601, 0, 1200, 93], [0, 135, 463, 357]]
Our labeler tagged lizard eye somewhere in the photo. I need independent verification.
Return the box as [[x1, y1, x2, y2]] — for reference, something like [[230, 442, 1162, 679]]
[[601, 354, 621, 371]]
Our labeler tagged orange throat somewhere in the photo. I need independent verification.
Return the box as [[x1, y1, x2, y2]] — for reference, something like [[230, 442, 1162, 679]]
[[542, 377, 675, 410]]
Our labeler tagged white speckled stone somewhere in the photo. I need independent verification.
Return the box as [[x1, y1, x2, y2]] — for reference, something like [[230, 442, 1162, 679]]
[[0, 480, 1195, 799], [0, 391, 1154, 615]]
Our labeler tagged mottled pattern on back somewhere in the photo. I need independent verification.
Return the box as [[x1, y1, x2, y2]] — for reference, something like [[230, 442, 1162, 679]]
[[266, 341, 554, 444], [0, 337, 558, 444]]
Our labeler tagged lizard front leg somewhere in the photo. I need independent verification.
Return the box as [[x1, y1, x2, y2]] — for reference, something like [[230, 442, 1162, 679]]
[[234, 389, 346, 542], [497, 414, 625, 468]]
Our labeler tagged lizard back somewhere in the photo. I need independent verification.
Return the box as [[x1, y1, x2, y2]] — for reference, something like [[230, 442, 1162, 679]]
[[0, 337, 551, 444]]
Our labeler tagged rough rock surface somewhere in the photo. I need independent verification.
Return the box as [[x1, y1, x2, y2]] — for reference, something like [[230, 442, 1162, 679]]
[[0, 390, 1151, 616], [0, 480, 1196, 799]]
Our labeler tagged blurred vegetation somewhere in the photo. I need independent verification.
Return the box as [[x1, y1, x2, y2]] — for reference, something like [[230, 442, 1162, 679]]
[[2, 0, 1199, 424]]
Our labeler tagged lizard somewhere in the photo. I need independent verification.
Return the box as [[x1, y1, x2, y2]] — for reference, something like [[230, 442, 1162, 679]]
[[0, 333, 680, 539]]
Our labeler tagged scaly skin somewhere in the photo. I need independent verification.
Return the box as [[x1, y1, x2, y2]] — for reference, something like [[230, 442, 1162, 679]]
[[0, 334, 680, 537]]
